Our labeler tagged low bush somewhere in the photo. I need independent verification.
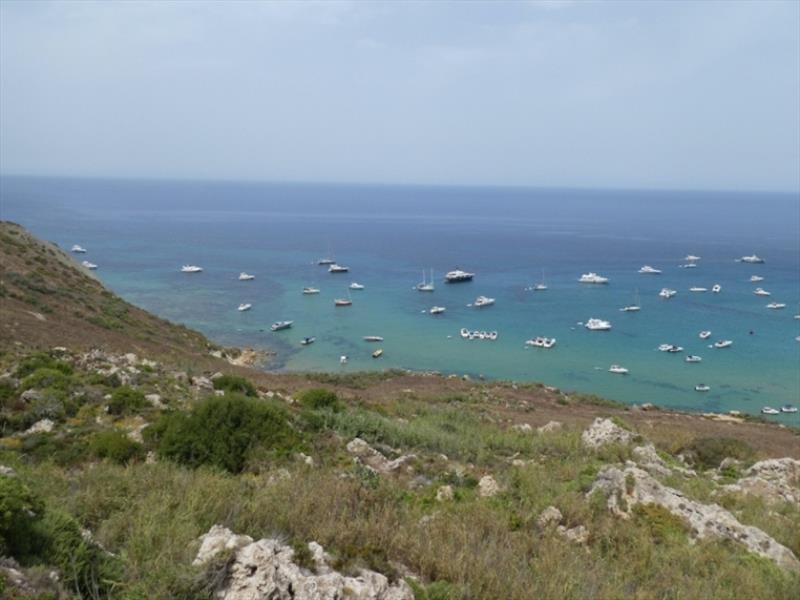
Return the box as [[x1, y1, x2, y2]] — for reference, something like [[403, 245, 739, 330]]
[[633, 504, 689, 545], [212, 374, 257, 397], [107, 386, 147, 416], [15, 353, 73, 378], [20, 368, 72, 392], [89, 430, 144, 465], [0, 475, 44, 557], [682, 437, 755, 470], [298, 388, 341, 412]]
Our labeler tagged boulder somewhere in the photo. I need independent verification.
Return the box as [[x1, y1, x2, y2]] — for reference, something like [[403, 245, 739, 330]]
[[20, 389, 43, 403], [512, 423, 533, 434], [436, 485, 454, 502], [346, 438, 416, 475], [478, 475, 500, 498], [193, 525, 254, 566], [557, 524, 589, 545], [145, 393, 165, 409], [631, 444, 695, 478], [536, 506, 563, 529], [21, 418, 55, 436], [537, 421, 563, 434], [581, 418, 633, 449], [722, 458, 800, 505], [589, 464, 800, 571], [192, 376, 214, 391]]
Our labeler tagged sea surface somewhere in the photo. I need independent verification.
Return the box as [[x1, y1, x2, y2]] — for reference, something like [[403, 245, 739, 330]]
[[2, 176, 799, 421]]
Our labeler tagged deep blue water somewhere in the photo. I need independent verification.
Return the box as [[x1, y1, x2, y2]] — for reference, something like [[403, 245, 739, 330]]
[[2, 176, 799, 421]]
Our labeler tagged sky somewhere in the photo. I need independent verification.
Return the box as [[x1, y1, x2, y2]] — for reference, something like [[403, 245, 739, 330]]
[[1, 0, 799, 192]]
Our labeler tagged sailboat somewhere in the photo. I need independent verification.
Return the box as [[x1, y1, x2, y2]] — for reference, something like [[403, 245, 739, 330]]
[[416, 268, 435, 292], [620, 289, 641, 312], [527, 269, 547, 291]]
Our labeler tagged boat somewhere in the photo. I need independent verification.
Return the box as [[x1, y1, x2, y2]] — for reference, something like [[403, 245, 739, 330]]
[[680, 263, 698, 269], [739, 254, 765, 264], [416, 269, 435, 292], [237, 303, 252, 312], [658, 344, 683, 353], [749, 275, 764, 282], [711, 284, 721, 293], [472, 296, 495, 308], [685, 255, 701, 262], [430, 306, 446, 315], [578, 272, 609, 284], [531, 269, 548, 291], [340, 355, 348, 364], [620, 289, 641, 312], [658, 288, 677, 299], [766, 302, 786, 309], [300, 336, 316, 346], [699, 330, 712, 339], [302, 287, 320, 295], [780, 405, 798, 414], [363, 336, 384, 342], [71, 244, 87, 253], [349, 282, 365, 290], [271, 320, 293, 331], [608, 365, 628, 375], [334, 298, 352, 307], [318, 258, 335, 265], [329, 264, 349, 273], [689, 287, 708, 293], [445, 269, 474, 283], [460, 328, 498, 340], [525, 336, 556, 349], [761, 406, 779, 415], [713, 340, 733, 348], [81, 260, 98, 270], [694, 384, 711, 392], [372, 349, 384, 359], [486, 331, 498, 340], [638, 265, 662, 274], [238, 272, 255, 281], [585, 318, 612, 331], [685, 355, 702, 363], [753, 287, 771, 296], [181, 265, 203, 273]]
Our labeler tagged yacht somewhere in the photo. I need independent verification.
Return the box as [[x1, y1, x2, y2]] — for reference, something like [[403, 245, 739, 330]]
[[578, 272, 609, 284], [349, 282, 365, 290], [658, 344, 683, 353], [238, 272, 255, 281], [699, 330, 712, 339], [237, 303, 252, 312], [761, 406, 779, 415], [713, 340, 733, 349], [271, 320, 293, 331], [318, 258, 336, 265], [585, 318, 612, 331], [334, 298, 352, 307], [749, 275, 764, 283], [608, 365, 629, 375], [525, 336, 556, 349], [620, 289, 641, 312], [531, 269, 548, 291], [680, 263, 698, 269], [363, 336, 384, 342], [780, 405, 798, 414], [685, 255, 701, 262], [302, 287, 320, 295], [638, 265, 662, 274], [694, 384, 711, 392], [430, 306, 446, 315], [329, 264, 349, 273], [445, 269, 475, 283], [300, 336, 315, 346], [659, 288, 677, 299], [753, 288, 771, 296], [81, 260, 98, 270], [71, 244, 87, 253], [739, 254, 765, 264], [416, 269, 435, 292], [685, 355, 702, 363], [181, 265, 202, 273], [711, 284, 721, 293], [689, 287, 708, 293], [471, 296, 495, 308], [766, 302, 786, 309], [372, 349, 384, 359]]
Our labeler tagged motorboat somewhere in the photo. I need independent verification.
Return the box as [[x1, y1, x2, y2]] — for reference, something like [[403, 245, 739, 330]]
[[694, 384, 711, 392], [71, 244, 87, 253], [460, 328, 470, 339], [781, 405, 798, 414], [302, 287, 320, 295], [680, 263, 698, 269], [685, 255, 701, 262], [460, 328, 498, 340], [685, 355, 702, 363], [699, 330, 712, 339], [372, 349, 384, 359], [750, 275, 764, 282], [620, 289, 641, 312], [608, 365, 629, 375], [81, 260, 98, 270], [181, 265, 203, 273], [530, 269, 548, 291], [318, 258, 335, 265], [334, 298, 352, 307], [329, 264, 349, 273], [349, 282, 365, 290], [363, 336, 384, 342], [237, 303, 252, 312], [585, 318, 612, 331], [300, 336, 315, 346], [525, 336, 556, 349], [658, 344, 683, 353], [761, 406, 779, 415], [416, 269, 435, 291], [739, 254, 765, 264], [578, 272, 609, 284], [766, 302, 786, 309], [445, 269, 475, 283], [271, 320, 293, 331], [340, 355, 348, 364], [486, 331, 498, 340], [659, 288, 677, 299], [689, 287, 708, 293], [713, 340, 733, 348], [753, 288, 771, 296], [471, 296, 495, 308], [430, 306, 446, 315], [712, 284, 721, 293], [638, 265, 662, 274], [238, 272, 255, 281]]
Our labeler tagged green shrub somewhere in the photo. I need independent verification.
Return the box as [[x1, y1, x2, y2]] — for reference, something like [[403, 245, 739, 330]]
[[151, 395, 301, 473], [633, 503, 689, 544], [212, 374, 257, 397], [20, 368, 72, 392], [0, 380, 16, 408], [107, 386, 147, 416], [407, 579, 458, 600], [298, 388, 341, 412], [683, 437, 755, 470], [15, 353, 73, 378], [0, 475, 44, 557], [89, 430, 144, 465]]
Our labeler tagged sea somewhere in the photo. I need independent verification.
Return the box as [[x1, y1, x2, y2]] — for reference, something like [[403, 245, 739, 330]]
[[2, 176, 798, 421]]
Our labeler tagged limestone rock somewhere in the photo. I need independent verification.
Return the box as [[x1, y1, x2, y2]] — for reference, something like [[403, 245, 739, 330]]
[[192, 376, 214, 391], [722, 458, 800, 505], [436, 485, 454, 502], [537, 420, 563, 434], [20, 389, 43, 403], [0, 465, 16, 477], [478, 475, 500, 498], [193, 525, 254, 566], [557, 524, 589, 545], [145, 393, 165, 409], [346, 438, 416, 475], [512, 423, 533, 434], [536, 506, 563, 529], [581, 418, 633, 449], [21, 418, 55, 436], [631, 443, 696, 478], [589, 464, 800, 571]]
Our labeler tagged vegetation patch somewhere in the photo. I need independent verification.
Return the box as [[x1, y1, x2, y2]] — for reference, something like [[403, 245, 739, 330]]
[[212, 374, 257, 397], [682, 437, 755, 470]]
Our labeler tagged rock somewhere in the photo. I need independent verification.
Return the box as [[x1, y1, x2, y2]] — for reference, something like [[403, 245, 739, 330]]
[[124, 353, 138, 365], [537, 420, 563, 434], [346, 438, 416, 475], [478, 475, 500, 498], [211, 372, 224, 380], [172, 371, 189, 383], [21, 418, 55, 436], [640, 403, 655, 411], [20, 389, 43, 403], [296, 452, 314, 467], [719, 458, 742, 472], [581, 418, 634, 449], [589, 464, 800, 571], [436, 485, 454, 502], [0, 465, 16, 477], [145, 393, 165, 409], [721, 458, 800, 505], [512, 423, 533, 434], [536, 506, 563, 529], [214, 390, 225, 397], [192, 376, 214, 391], [193, 526, 414, 599], [145, 451, 157, 464], [632, 444, 673, 477], [557, 524, 589, 545]]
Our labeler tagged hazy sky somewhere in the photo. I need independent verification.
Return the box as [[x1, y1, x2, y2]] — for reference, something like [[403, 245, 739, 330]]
[[1, 0, 799, 191]]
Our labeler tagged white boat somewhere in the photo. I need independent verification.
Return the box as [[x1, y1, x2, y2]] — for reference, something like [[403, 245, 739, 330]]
[[430, 306, 446, 315], [585, 318, 612, 331], [685, 355, 702, 363], [472, 296, 495, 308], [81, 260, 98, 270], [761, 406, 779, 415], [658, 344, 683, 353], [749, 275, 764, 282], [780, 405, 798, 414], [699, 330, 712, 339], [525, 336, 556, 349], [659, 288, 677, 299], [238, 272, 255, 281], [445, 269, 474, 283], [739, 254, 765, 264], [340, 355, 348, 364], [302, 287, 320, 295], [578, 272, 609, 284], [680, 263, 698, 269], [372, 349, 384, 359], [71, 244, 87, 253], [329, 264, 349, 273], [638, 265, 662, 274], [460, 328, 498, 340], [334, 298, 352, 307], [685, 255, 701, 262], [689, 287, 708, 293], [300, 336, 315, 346], [349, 282, 365, 290], [416, 269, 435, 292], [620, 289, 641, 312], [608, 365, 628, 375], [695, 384, 710, 392], [237, 303, 252, 312], [318, 258, 335, 265], [754, 288, 771, 296], [766, 302, 786, 309], [711, 284, 721, 293], [363, 336, 384, 342], [271, 320, 293, 331], [530, 269, 548, 291], [181, 265, 203, 273], [713, 340, 733, 348]]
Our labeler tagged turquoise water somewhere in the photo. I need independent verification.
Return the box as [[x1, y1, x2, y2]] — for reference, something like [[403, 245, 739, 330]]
[[2, 176, 798, 421]]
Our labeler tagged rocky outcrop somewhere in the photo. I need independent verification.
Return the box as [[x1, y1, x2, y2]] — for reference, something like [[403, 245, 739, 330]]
[[536, 506, 563, 529], [511, 423, 533, 434], [193, 526, 413, 599], [20, 418, 54, 436], [632, 444, 695, 478], [557, 524, 589, 545], [581, 418, 633, 449], [537, 421, 563, 434], [589, 464, 800, 571], [478, 475, 500, 497], [346, 438, 416, 475], [722, 458, 800, 505]]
